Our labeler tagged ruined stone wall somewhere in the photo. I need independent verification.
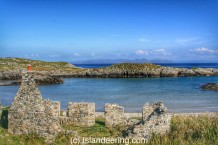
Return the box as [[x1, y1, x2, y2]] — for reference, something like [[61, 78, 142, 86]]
[[128, 101, 171, 141], [51, 101, 60, 116], [68, 102, 95, 126], [142, 103, 155, 121], [142, 102, 170, 134], [8, 71, 171, 143], [8, 71, 62, 143], [105, 103, 126, 127]]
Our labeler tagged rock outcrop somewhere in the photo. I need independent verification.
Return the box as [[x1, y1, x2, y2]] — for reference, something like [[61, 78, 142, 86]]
[[58, 64, 218, 78], [201, 83, 218, 92], [8, 71, 63, 143], [0, 72, 64, 86], [1, 58, 218, 80]]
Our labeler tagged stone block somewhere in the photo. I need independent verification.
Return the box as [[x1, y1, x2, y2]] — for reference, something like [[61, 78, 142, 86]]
[[105, 103, 126, 127], [67, 102, 95, 126]]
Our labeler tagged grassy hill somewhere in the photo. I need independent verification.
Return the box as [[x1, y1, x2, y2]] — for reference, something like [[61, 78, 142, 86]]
[[0, 58, 80, 72]]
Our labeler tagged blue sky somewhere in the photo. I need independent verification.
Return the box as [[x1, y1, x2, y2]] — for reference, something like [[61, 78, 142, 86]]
[[0, 0, 218, 62]]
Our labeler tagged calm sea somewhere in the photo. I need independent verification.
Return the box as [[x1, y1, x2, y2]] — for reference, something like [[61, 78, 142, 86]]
[[0, 63, 218, 113], [74, 63, 218, 69]]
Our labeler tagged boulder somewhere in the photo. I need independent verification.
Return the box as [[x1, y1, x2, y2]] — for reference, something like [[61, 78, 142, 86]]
[[201, 83, 218, 92]]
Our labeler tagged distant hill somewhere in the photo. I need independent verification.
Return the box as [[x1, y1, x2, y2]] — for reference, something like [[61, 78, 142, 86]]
[[72, 59, 172, 64]]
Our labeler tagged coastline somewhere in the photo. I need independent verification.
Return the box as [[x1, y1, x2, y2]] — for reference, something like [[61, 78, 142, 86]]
[[1, 58, 218, 82]]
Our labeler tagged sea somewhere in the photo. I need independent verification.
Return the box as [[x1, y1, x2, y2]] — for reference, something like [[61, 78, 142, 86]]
[[0, 63, 218, 113], [74, 63, 218, 69]]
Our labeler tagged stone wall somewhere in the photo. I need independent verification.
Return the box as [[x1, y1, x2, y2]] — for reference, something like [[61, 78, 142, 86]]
[[8, 71, 171, 143], [142, 102, 170, 134], [68, 102, 95, 126], [127, 101, 171, 141], [142, 102, 168, 122], [51, 101, 60, 116], [8, 71, 62, 143], [105, 103, 126, 127]]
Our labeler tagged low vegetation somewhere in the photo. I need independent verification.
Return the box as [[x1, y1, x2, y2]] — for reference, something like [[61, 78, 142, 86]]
[[0, 108, 217, 145], [0, 58, 163, 73], [0, 57, 80, 72], [106, 63, 161, 71], [147, 114, 218, 145]]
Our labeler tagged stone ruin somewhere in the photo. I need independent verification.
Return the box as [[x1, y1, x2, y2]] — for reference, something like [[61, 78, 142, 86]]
[[8, 71, 171, 143], [105, 103, 126, 127], [8, 71, 63, 143], [127, 102, 171, 140], [67, 102, 95, 126]]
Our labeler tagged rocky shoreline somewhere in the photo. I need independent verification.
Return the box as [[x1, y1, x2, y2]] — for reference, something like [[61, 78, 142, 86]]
[[53, 65, 218, 78], [0, 58, 218, 85], [0, 71, 63, 86]]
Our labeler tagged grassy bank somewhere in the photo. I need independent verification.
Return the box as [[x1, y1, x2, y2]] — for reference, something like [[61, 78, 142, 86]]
[[147, 114, 218, 145], [0, 109, 217, 145]]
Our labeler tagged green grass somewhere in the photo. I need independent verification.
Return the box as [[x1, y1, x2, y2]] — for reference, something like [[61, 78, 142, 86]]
[[0, 58, 164, 74], [0, 57, 80, 72], [0, 107, 217, 145], [106, 63, 161, 71], [147, 114, 218, 145]]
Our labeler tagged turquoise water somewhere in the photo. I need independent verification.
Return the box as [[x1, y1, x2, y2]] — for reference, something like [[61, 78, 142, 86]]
[[0, 76, 218, 113]]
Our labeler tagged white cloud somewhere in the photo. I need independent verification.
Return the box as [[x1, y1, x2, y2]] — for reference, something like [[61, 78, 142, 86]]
[[135, 49, 171, 56], [135, 50, 150, 55], [153, 49, 171, 55], [73, 52, 81, 57], [138, 38, 151, 42], [190, 47, 218, 53], [153, 48, 165, 53]]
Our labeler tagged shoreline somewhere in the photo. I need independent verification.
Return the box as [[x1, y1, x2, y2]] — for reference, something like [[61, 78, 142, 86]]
[[1, 58, 218, 81]]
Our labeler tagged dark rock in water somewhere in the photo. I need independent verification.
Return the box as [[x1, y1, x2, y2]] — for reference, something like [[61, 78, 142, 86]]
[[0, 76, 64, 86], [0, 72, 21, 80], [0, 81, 20, 86], [201, 83, 218, 92], [35, 76, 64, 85]]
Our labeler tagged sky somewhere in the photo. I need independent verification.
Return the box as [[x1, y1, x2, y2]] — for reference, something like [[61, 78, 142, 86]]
[[0, 0, 218, 63]]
